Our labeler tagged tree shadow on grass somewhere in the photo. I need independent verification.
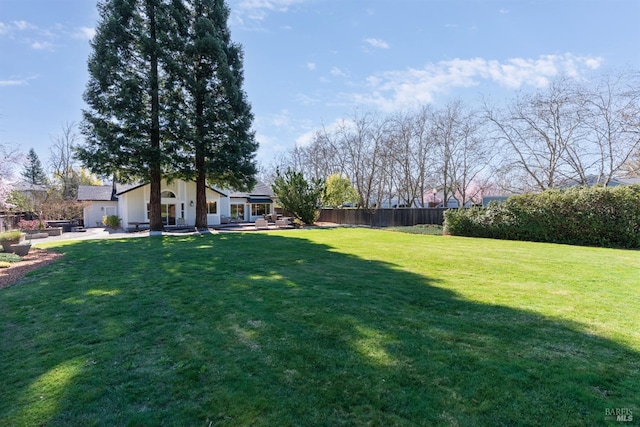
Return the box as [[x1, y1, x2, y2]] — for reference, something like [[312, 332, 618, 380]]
[[0, 232, 638, 426]]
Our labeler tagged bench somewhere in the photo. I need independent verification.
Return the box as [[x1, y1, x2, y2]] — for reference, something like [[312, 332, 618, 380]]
[[254, 218, 269, 229], [129, 222, 150, 231]]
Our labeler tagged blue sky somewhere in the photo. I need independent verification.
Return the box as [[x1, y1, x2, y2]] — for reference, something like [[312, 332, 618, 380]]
[[1, 0, 639, 177]]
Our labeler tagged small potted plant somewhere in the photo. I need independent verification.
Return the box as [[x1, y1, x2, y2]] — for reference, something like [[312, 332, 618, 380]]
[[10, 238, 32, 256], [0, 230, 26, 253], [11, 224, 33, 256]]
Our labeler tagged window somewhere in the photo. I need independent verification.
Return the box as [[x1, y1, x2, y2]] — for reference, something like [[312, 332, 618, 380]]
[[104, 206, 117, 217], [251, 203, 271, 216], [230, 204, 244, 220], [206, 201, 217, 214], [161, 190, 176, 198]]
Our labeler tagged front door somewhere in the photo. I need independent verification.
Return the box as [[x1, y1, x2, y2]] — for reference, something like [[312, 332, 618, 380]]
[[162, 204, 176, 226]]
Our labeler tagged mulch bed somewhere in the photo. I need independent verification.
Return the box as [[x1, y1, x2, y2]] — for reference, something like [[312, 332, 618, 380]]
[[0, 248, 64, 289]]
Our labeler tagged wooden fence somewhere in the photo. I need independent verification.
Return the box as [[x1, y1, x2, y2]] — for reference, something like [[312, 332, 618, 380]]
[[318, 208, 452, 227]]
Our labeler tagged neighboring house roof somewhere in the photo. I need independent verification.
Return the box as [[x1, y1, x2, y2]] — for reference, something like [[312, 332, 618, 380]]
[[482, 196, 510, 207], [562, 175, 640, 188], [617, 176, 640, 185], [77, 185, 117, 201], [12, 182, 48, 193], [229, 181, 275, 200]]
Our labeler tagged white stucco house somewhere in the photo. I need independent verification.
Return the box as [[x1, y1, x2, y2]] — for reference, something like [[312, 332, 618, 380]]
[[78, 180, 275, 229]]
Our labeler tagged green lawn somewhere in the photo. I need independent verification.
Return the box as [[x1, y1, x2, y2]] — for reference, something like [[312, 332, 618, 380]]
[[1, 228, 638, 426]]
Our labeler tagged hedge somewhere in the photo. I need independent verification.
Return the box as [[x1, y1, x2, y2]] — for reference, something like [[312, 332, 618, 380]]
[[444, 185, 640, 248]]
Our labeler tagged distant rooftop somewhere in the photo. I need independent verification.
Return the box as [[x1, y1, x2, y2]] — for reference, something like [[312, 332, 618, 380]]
[[77, 185, 116, 201], [229, 181, 275, 198], [12, 182, 48, 192]]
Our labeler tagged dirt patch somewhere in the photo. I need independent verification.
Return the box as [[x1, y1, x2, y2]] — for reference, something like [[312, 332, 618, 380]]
[[0, 248, 64, 289]]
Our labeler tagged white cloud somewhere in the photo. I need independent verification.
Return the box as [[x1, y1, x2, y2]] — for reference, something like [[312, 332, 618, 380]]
[[73, 27, 96, 40], [0, 79, 27, 87], [268, 109, 292, 128], [296, 93, 319, 105], [306, 62, 316, 70], [0, 22, 10, 35], [348, 54, 603, 111], [234, 0, 306, 21], [364, 38, 390, 49], [239, 0, 303, 11], [295, 117, 354, 148], [584, 57, 603, 69], [330, 66, 347, 77], [31, 41, 54, 51], [13, 20, 37, 31], [294, 129, 316, 147]]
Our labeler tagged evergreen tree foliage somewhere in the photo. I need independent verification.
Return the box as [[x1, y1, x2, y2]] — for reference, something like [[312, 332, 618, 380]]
[[164, 0, 257, 229], [272, 168, 325, 225], [21, 148, 49, 186], [78, 0, 169, 231]]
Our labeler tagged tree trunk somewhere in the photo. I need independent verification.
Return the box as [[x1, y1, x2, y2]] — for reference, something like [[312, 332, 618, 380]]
[[195, 166, 207, 230], [149, 169, 162, 232], [147, 0, 163, 232]]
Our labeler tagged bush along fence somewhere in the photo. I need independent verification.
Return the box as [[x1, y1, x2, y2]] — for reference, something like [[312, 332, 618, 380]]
[[318, 208, 449, 227], [444, 185, 640, 249]]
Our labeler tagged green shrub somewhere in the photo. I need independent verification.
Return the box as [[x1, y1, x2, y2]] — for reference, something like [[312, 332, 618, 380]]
[[0, 230, 24, 242], [272, 168, 325, 225], [102, 215, 122, 229], [0, 253, 21, 263], [444, 185, 640, 248]]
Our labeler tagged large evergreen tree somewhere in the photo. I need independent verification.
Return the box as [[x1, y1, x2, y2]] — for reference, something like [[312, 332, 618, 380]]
[[79, 0, 257, 231], [21, 148, 49, 186], [165, 0, 257, 229], [78, 0, 168, 232]]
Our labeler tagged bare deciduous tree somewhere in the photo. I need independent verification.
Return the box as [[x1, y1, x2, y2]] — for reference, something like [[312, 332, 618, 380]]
[[275, 69, 640, 210], [579, 71, 640, 184], [49, 122, 81, 200], [485, 77, 582, 191]]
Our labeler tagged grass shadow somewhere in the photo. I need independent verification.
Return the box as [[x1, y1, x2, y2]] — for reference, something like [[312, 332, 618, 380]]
[[1, 231, 638, 425]]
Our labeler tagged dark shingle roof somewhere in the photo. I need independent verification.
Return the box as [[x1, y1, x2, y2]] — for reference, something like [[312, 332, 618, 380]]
[[77, 185, 117, 201], [229, 181, 275, 198], [12, 182, 48, 192]]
